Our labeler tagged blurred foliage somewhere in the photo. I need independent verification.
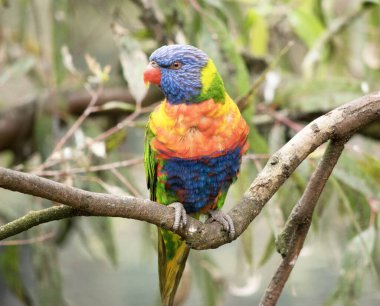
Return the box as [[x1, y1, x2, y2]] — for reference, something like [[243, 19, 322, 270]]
[[0, 0, 380, 305]]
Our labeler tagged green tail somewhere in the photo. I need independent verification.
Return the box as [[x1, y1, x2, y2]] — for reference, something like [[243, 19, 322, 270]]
[[158, 228, 190, 306]]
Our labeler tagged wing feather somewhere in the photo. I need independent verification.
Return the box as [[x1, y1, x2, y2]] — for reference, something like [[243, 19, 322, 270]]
[[144, 121, 157, 202]]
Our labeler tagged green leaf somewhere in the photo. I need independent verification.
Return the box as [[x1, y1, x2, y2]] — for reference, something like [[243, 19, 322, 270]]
[[329, 176, 367, 235], [276, 77, 362, 113], [324, 226, 376, 306], [243, 9, 269, 56], [105, 128, 128, 153], [204, 0, 223, 9], [0, 56, 36, 87], [0, 246, 33, 305], [241, 225, 254, 269], [80, 217, 118, 266], [257, 233, 276, 267], [289, 7, 325, 49], [112, 23, 148, 104], [361, 0, 380, 7], [245, 115, 268, 154], [199, 24, 225, 75], [190, 253, 224, 306], [1, 0, 10, 7], [334, 152, 380, 199], [207, 15, 250, 96], [356, 154, 380, 185], [273, 169, 307, 218], [52, 0, 70, 84], [0, 150, 13, 167], [372, 226, 380, 277], [32, 242, 64, 306], [33, 114, 55, 160]]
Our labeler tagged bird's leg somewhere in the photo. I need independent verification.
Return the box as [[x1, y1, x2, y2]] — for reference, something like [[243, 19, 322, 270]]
[[168, 202, 187, 231], [206, 210, 235, 240]]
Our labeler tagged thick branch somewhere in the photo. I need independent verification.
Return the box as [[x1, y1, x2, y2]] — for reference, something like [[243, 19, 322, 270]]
[[192, 92, 380, 249], [0, 93, 379, 249], [67, 86, 163, 115], [259, 139, 346, 306]]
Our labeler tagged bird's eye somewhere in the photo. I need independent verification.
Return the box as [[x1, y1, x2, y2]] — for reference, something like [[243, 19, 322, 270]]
[[150, 60, 158, 68], [170, 61, 182, 70]]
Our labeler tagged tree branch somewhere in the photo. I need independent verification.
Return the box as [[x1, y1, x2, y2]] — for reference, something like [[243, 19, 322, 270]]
[[0, 93, 379, 250], [259, 139, 346, 306], [0, 205, 87, 240]]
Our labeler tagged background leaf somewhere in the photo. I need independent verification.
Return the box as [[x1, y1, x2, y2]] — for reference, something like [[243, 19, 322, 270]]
[[0, 246, 33, 306], [324, 227, 376, 306], [112, 24, 148, 105]]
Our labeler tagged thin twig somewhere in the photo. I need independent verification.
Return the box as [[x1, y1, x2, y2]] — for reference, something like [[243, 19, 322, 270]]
[[89, 101, 158, 115], [110, 167, 142, 197], [50, 86, 103, 155], [236, 41, 294, 110], [88, 104, 142, 147], [34, 86, 103, 173], [256, 104, 304, 132], [259, 139, 346, 306], [0, 231, 55, 246], [34, 157, 143, 177], [32, 103, 154, 174]]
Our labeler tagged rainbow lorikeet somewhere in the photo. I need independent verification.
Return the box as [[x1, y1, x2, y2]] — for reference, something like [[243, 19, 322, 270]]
[[143, 45, 249, 306]]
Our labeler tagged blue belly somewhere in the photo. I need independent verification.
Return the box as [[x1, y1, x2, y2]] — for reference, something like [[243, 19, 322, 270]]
[[162, 147, 242, 213]]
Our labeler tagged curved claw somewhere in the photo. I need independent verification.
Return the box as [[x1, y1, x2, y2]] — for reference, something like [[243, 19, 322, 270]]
[[206, 210, 235, 240], [168, 202, 187, 231]]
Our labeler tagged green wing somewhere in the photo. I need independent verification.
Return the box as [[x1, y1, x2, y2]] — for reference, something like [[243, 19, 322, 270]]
[[145, 120, 190, 306], [144, 122, 157, 202]]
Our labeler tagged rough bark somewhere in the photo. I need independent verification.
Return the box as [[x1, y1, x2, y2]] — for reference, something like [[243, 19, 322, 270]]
[[0, 92, 378, 250], [259, 139, 346, 306]]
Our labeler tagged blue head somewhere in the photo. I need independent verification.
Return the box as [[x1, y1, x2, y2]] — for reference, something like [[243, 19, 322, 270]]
[[144, 45, 210, 104]]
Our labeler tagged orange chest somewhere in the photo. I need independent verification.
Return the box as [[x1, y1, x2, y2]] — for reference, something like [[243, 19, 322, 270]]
[[149, 98, 249, 159]]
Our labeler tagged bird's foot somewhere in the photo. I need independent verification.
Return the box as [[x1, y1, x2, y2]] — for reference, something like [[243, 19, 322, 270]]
[[206, 210, 235, 240], [168, 202, 187, 231]]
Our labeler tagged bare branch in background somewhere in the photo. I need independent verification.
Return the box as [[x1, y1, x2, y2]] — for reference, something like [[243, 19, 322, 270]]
[[33, 157, 143, 177]]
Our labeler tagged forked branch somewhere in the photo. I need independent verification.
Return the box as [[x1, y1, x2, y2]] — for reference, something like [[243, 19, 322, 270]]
[[259, 139, 347, 306], [0, 93, 379, 251]]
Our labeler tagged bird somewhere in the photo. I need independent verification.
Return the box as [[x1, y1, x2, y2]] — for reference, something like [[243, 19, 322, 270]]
[[143, 44, 249, 306]]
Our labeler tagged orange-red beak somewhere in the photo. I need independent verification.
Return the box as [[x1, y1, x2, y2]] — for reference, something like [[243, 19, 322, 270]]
[[143, 62, 161, 86]]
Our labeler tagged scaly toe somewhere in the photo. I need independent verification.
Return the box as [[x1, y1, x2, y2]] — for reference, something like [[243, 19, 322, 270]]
[[168, 202, 187, 231], [207, 210, 235, 240]]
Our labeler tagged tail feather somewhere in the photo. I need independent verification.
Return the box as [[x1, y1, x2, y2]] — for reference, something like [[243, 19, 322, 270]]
[[158, 228, 190, 306]]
